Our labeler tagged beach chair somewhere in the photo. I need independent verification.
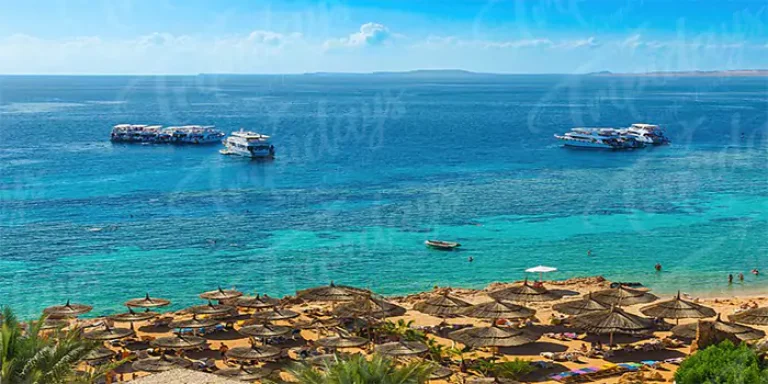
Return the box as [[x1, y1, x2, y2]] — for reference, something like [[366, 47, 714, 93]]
[[641, 360, 661, 369]]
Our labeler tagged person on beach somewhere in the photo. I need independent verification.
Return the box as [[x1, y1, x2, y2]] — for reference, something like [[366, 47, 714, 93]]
[[219, 343, 229, 363], [654, 263, 662, 272], [729, 274, 733, 284]]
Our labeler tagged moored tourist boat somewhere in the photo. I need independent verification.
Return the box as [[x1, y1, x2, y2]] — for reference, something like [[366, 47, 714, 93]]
[[110, 124, 224, 144], [425, 240, 461, 250], [622, 123, 670, 145], [221, 130, 275, 158], [554, 128, 630, 149]]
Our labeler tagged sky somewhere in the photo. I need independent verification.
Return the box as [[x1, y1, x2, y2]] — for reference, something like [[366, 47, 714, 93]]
[[0, 0, 766, 74]]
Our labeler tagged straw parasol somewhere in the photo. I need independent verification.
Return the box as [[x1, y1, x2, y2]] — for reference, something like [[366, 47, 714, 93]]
[[188, 301, 235, 316], [29, 319, 69, 330], [448, 325, 539, 348], [238, 324, 292, 338], [43, 300, 92, 318], [569, 306, 654, 345], [489, 279, 562, 303], [413, 292, 472, 317], [297, 282, 368, 303], [225, 344, 282, 361], [199, 287, 243, 301], [461, 300, 536, 320], [333, 296, 406, 319], [729, 307, 768, 326], [316, 335, 369, 349], [83, 347, 116, 361], [109, 308, 159, 323], [125, 293, 171, 309], [374, 341, 429, 356], [168, 315, 219, 329], [552, 293, 610, 316], [429, 365, 454, 380], [591, 286, 658, 306], [291, 317, 341, 330], [83, 324, 135, 341], [671, 315, 765, 341], [251, 308, 300, 321], [640, 291, 716, 324], [132, 356, 192, 373], [215, 366, 273, 381], [150, 334, 207, 350], [235, 294, 280, 309]]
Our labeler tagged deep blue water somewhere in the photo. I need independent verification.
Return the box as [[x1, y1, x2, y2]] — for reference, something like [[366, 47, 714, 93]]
[[1, 74, 768, 318]]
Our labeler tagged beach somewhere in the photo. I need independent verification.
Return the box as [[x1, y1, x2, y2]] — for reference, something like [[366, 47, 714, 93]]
[[56, 275, 768, 383]]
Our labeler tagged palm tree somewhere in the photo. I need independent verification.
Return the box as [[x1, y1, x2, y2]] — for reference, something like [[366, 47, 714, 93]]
[[0, 306, 111, 384], [286, 353, 434, 384]]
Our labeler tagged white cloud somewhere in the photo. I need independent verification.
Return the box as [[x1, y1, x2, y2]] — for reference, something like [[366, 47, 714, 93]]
[[324, 22, 392, 50]]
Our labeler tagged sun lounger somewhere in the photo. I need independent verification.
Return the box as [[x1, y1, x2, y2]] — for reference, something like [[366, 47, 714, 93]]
[[641, 360, 661, 368], [664, 357, 684, 365]]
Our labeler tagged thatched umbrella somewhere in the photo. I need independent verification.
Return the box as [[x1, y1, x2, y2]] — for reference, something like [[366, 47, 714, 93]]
[[28, 319, 69, 330], [591, 286, 658, 306], [448, 325, 539, 348], [569, 306, 654, 345], [132, 356, 191, 372], [238, 324, 292, 338], [429, 365, 454, 380], [83, 324, 135, 341], [43, 300, 92, 318], [729, 307, 768, 326], [640, 292, 716, 324], [374, 341, 429, 357], [292, 317, 341, 330], [236, 294, 280, 310], [188, 301, 235, 316], [83, 347, 116, 362], [552, 293, 610, 316], [109, 308, 159, 323], [225, 344, 282, 361], [150, 334, 207, 350], [488, 279, 563, 303], [199, 287, 243, 301], [251, 308, 300, 321], [316, 335, 369, 349], [334, 297, 406, 319], [215, 366, 273, 381], [413, 292, 471, 318], [125, 293, 171, 309], [297, 282, 368, 303], [461, 300, 536, 320], [168, 315, 219, 329], [672, 314, 765, 341], [307, 353, 349, 366]]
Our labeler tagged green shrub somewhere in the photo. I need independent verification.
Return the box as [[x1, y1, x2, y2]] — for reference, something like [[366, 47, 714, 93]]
[[675, 340, 768, 384]]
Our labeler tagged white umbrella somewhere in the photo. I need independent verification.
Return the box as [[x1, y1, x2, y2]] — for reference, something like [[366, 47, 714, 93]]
[[525, 265, 557, 281]]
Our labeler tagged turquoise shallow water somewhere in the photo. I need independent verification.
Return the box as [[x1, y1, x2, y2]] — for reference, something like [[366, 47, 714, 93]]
[[1, 74, 768, 318]]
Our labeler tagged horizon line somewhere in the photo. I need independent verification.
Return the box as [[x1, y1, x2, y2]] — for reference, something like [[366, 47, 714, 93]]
[[1, 68, 767, 77]]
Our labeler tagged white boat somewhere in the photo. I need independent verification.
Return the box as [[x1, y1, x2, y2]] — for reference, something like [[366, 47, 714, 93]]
[[221, 130, 275, 158], [554, 128, 627, 149], [110, 124, 224, 144], [622, 123, 669, 145]]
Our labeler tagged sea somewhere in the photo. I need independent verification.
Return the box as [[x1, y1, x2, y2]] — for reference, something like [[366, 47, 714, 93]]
[[1, 74, 767, 319]]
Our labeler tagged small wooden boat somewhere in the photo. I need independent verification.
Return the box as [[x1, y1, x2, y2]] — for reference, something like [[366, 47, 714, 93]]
[[425, 240, 461, 250]]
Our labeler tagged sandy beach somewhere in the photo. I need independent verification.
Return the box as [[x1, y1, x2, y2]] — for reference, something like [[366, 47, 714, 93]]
[[65, 276, 768, 383]]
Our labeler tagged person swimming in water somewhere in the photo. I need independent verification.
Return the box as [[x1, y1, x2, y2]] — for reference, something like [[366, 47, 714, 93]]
[[468, 256, 474, 263], [729, 274, 734, 284], [739, 273, 744, 282], [654, 263, 662, 272], [752, 268, 760, 276], [587, 249, 592, 257]]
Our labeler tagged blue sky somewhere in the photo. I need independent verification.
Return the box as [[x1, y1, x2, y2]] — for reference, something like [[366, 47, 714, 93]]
[[0, 0, 766, 74]]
